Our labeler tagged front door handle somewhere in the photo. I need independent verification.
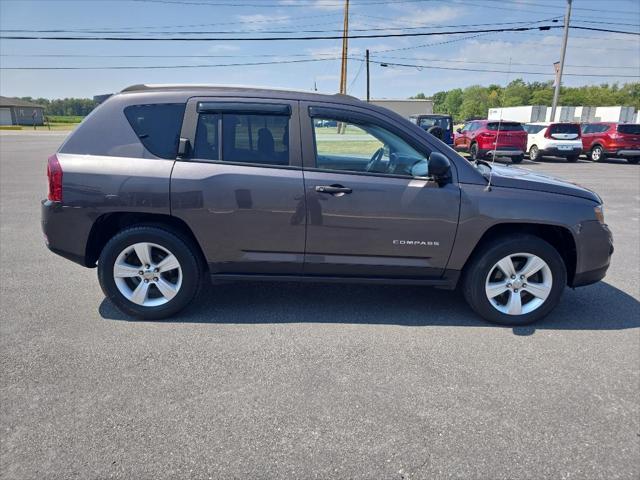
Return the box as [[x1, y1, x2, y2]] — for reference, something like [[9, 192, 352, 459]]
[[315, 184, 352, 195]]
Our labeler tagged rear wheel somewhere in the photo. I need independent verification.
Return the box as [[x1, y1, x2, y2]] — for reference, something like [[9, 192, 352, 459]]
[[528, 145, 540, 161], [98, 226, 203, 319], [462, 235, 567, 325], [589, 145, 605, 162], [511, 155, 524, 164], [627, 157, 639, 164], [566, 155, 579, 163], [469, 143, 480, 161]]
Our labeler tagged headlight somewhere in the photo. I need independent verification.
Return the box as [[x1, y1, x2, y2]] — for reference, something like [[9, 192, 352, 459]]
[[594, 205, 605, 224]]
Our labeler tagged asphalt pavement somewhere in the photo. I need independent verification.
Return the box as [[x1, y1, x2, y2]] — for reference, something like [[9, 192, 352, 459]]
[[1, 132, 639, 479]]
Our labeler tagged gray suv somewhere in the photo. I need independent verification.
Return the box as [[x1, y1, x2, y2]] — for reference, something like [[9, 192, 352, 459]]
[[42, 85, 613, 325]]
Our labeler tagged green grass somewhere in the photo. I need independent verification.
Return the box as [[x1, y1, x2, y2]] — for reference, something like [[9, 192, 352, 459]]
[[46, 115, 84, 124], [314, 125, 383, 156]]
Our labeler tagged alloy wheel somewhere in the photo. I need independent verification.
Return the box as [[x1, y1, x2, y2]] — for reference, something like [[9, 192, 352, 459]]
[[113, 242, 183, 307], [484, 253, 553, 316]]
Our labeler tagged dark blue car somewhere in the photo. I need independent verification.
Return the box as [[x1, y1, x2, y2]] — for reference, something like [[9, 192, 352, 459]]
[[409, 114, 454, 146]]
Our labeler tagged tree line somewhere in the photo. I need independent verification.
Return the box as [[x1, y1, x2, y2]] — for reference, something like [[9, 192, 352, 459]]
[[413, 80, 640, 122], [18, 97, 97, 117]]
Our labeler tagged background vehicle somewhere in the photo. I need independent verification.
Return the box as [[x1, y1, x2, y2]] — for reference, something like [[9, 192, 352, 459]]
[[42, 85, 612, 326], [523, 122, 582, 162], [453, 120, 527, 163], [581, 122, 640, 164], [408, 114, 454, 145]]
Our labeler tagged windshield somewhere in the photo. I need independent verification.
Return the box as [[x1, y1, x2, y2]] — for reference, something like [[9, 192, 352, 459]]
[[418, 117, 451, 130], [617, 124, 640, 135]]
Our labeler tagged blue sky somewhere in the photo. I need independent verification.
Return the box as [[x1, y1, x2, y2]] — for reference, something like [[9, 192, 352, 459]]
[[0, 0, 638, 99]]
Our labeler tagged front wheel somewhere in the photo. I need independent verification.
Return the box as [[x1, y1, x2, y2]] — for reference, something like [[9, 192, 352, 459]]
[[98, 226, 203, 319], [589, 145, 605, 162], [528, 145, 540, 161], [462, 235, 567, 325]]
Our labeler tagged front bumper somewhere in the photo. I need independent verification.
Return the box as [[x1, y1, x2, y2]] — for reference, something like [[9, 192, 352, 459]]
[[571, 221, 614, 287]]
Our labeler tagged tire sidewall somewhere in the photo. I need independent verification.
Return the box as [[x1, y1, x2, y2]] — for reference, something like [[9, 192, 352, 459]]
[[98, 227, 201, 319], [511, 155, 523, 164], [529, 145, 539, 161], [470, 143, 478, 160], [463, 236, 567, 325], [591, 145, 603, 162]]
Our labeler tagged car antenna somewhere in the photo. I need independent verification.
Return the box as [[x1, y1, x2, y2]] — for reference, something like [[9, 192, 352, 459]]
[[486, 57, 512, 192]]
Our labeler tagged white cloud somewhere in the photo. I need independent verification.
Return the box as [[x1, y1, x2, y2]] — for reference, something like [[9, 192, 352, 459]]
[[393, 6, 460, 26], [235, 13, 291, 30], [206, 44, 241, 53]]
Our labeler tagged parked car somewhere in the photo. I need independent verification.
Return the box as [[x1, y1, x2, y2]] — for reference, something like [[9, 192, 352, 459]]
[[453, 120, 527, 163], [581, 122, 640, 164], [523, 122, 582, 162], [408, 114, 454, 145], [42, 84, 613, 325]]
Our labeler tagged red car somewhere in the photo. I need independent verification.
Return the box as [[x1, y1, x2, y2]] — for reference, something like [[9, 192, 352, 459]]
[[581, 122, 640, 164], [454, 120, 528, 164]]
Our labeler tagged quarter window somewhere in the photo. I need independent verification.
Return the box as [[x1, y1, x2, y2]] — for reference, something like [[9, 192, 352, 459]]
[[193, 113, 220, 161], [124, 103, 185, 159], [312, 117, 429, 177]]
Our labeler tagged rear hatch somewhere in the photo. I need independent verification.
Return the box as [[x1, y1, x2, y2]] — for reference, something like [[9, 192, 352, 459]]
[[547, 123, 581, 140], [487, 122, 527, 148], [615, 124, 640, 147]]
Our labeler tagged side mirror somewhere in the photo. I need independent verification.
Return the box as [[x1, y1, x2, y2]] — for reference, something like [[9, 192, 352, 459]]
[[427, 152, 451, 184], [456, 128, 462, 134], [177, 137, 191, 158]]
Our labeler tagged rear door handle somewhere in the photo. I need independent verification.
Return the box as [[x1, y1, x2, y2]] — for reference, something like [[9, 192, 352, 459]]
[[315, 184, 352, 195]]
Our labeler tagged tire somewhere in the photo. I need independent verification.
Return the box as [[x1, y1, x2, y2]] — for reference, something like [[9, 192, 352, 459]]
[[528, 145, 540, 161], [566, 155, 579, 163], [627, 157, 639, 164], [589, 145, 605, 162], [511, 155, 524, 164], [469, 143, 480, 161], [98, 226, 203, 319], [462, 234, 567, 326]]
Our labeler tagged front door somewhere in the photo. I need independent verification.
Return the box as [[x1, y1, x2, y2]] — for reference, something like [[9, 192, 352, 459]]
[[300, 104, 460, 278], [171, 98, 306, 274]]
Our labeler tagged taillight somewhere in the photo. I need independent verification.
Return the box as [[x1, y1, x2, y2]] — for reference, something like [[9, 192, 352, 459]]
[[544, 127, 552, 139], [47, 154, 63, 202], [480, 131, 496, 138]]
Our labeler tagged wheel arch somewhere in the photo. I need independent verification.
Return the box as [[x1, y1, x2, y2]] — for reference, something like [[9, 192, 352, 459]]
[[85, 212, 207, 270], [461, 223, 577, 286]]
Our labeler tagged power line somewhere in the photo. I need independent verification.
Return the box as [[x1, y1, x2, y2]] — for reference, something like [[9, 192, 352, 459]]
[[2, 24, 637, 42], [369, 59, 640, 78]]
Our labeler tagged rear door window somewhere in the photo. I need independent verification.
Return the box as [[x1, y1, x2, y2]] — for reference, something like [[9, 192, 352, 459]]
[[617, 124, 640, 135], [124, 103, 185, 159], [222, 114, 289, 166]]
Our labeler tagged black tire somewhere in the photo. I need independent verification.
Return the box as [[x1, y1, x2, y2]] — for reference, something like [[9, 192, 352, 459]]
[[461, 234, 567, 326], [589, 145, 606, 162], [511, 155, 524, 164], [528, 145, 540, 161], [98, 226, 203, 319], [566, 155, 579, 163], [469, 143, 480, 161], [626, 157, 639, 164]]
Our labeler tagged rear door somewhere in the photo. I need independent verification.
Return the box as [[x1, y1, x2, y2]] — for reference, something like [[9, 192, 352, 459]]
[[299, 102, 460, 278], [171, 98, 306, 274]]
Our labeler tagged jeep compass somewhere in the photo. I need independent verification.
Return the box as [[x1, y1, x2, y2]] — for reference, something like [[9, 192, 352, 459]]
[[42, 85, 613, 325]]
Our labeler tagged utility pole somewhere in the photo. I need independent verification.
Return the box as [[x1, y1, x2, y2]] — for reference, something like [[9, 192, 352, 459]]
[[550, 0, 572, 122], [366, 49, 370, 102], [339, 0, 350, 96]]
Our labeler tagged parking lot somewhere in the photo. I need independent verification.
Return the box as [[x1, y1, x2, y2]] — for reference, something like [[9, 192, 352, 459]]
[[1, 131, 639, 479]]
